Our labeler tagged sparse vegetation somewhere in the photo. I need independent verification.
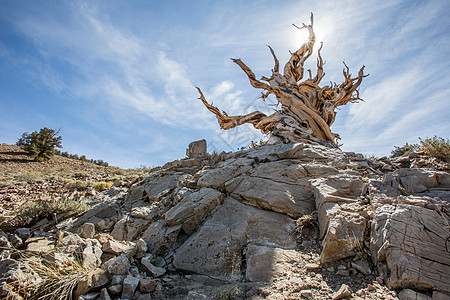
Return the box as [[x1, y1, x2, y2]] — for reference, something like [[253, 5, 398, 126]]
[[17, 170, 44, 184], [215, 254, 241, 300], [391, 136, 449, 161], [93, 181, 112, 192], [17, 128, 62, 161], [4, 250, 88, 300], [65, 180, 88, 191], [239, 136, 269, 151], [418, 136, 450, 162], [346, 231, 366, 261], [132, 165, 154, 174], [296, 214, 317, 236], [14, 197, 89, 227], [215, 285, 240, 300], [390, 142, 418, 158]]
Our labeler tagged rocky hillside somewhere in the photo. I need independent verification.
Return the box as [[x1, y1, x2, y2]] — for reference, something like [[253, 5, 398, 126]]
[[0, 143, 146, 223], [0, 141, 449, 300]]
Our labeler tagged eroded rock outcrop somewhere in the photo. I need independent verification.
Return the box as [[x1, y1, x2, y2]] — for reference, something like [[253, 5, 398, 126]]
[[371, 203, 450, 292], [1, 141, 448, 299]]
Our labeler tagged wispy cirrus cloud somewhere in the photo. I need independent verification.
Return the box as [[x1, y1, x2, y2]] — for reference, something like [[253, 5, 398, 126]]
[[1, 0, 449, 167], [6, 1, 213, 129]]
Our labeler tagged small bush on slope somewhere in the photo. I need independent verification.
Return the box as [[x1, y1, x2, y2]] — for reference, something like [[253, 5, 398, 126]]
[[93, 181, 112, 192], [418, 136, 450, 162], [391, 135, 449, 161], [390, 142, 418, 158], [14, 197, 89, 227]]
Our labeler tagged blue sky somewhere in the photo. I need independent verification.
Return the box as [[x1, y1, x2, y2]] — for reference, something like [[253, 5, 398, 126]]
[[1, 0, 449, 168]]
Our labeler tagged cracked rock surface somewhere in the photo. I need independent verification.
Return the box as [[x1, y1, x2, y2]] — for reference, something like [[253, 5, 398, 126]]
[[1, 141, 449, 299]]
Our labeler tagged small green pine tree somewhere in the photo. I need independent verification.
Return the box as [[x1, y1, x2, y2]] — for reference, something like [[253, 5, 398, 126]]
[[17, 128, 62, 161]]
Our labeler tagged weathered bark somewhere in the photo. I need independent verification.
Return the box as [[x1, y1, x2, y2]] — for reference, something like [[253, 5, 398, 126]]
[[197, 13, 366, 146]]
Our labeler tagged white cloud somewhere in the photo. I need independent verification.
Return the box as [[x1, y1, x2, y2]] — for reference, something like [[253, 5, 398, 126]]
[[347, 69, 422, 127], [2, 0, 449, 166], [9, 2, 217, 129]]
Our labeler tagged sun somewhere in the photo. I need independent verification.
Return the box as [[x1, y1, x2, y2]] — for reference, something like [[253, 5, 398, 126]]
[[287, 16, 334, 57]]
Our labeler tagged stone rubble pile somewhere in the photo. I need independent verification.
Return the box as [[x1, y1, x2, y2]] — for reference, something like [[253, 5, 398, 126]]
[[0, 141, 448, 299]]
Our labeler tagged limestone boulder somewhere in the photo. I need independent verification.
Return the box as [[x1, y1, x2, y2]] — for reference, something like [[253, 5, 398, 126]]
[[246, 245, 299, 282], [186, 139, 207, 158], [165, 187, 223, 234], [104, 254, 131, 275], [121, 275, 140, 299], [111, 216, 150, 241], [371, 204, 450, 292], [102, 240, 135, 256], [77, 223, 96, 239], [83, 239, 103, 269], [380, 168, 450, 197], [26, 238, 55, 254], [135, 239, 148, 258], [318, 203, 368, 263], [395, 168, 450, 194], [131, 174, 180, 202], [140, 220, 182, 256], [227, 175, 315, 217], [161, 158, 204, 174], [141, 256, 166, 277], [74, 268, 109, 299], [197, 158, 253, 190], [397, 289, 432, 300], [243, 142, 349, 167], [173, 197, 297, 279], [248, 159, 337, 184], [64, 202, 120, 233], [129, 204, 161, 221], [310, 172, 368, 263]]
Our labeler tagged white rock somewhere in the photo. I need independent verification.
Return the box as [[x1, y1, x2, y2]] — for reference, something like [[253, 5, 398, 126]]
[[141, 257, 166, 277], [102, 240, 135, 255], [186, 139, 207, 158], [371, 204, 450, 292], [332, 284, 352, 300]]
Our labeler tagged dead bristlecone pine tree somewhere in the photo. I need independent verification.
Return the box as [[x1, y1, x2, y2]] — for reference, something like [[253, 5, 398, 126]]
[[196, 13, 366, 147]]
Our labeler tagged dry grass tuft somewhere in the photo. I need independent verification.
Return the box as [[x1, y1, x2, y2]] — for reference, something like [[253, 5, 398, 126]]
[[93, 181, 112, 192], [14, 197, 89, 227], [296, 214, 317, 235], [4, 250, 88, 300]]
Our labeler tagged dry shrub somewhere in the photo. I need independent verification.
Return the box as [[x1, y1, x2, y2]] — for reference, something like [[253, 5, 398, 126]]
[[14, 197, 89, 227], [418, 136, 450, 162], [65, 180, 88, 191], [4, 251, 88, 300], [93, 181, 112, 192]]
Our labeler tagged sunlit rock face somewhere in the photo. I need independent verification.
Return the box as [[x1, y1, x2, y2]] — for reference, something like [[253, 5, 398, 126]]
[[2, 140, 449, 299]]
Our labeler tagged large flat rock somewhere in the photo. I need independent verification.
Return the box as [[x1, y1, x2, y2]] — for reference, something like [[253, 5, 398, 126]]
[[226, 175, 315, 217], [371, 204, 450, 292], [242, 143, 349, 167], [172, 197, 297, 279], [246, 245, 299, 282], [165, 187, 223, 234]]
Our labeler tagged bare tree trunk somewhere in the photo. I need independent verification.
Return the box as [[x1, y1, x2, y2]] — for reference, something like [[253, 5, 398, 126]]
[[197, 13, 366, 147]]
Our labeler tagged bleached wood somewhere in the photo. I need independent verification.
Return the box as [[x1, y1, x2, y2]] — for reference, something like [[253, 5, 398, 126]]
[[197, 13, 366, 146]]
